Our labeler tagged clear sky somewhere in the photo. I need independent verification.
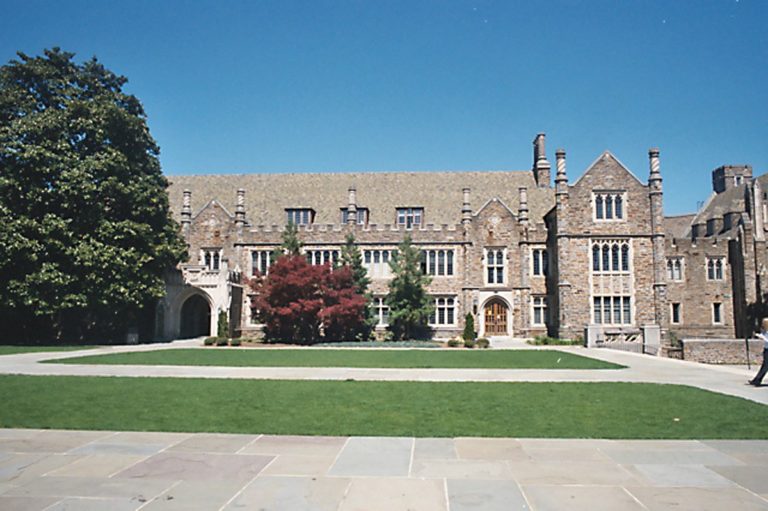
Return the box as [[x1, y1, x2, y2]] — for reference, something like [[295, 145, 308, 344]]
[[2, 0, 766, 215]]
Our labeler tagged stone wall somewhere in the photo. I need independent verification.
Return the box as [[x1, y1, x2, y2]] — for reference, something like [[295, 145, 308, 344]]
[[682, 338, 763, 364]]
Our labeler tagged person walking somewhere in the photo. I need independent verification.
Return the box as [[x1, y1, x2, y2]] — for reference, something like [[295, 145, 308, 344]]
[[748, 318, 768, 386]]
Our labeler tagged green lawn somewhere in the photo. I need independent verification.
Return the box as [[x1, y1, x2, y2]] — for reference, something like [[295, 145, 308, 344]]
[[0, 375, 765, 438], [0, 346, 95, 356], [47, 348, 623, 369]]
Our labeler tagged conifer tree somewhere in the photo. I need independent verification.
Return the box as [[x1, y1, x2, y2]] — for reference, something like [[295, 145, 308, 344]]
[[340, 232, 373, 339], [386, 234, 433, 340], [273, 221, 302, 261]]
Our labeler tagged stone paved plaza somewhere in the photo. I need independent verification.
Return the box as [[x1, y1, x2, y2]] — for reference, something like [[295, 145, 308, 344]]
[[1, 343, 768, 509], [2, 429, 768, 510]]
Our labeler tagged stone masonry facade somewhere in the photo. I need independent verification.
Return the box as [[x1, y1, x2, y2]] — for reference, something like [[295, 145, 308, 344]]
[[159, 133, 768, 354]]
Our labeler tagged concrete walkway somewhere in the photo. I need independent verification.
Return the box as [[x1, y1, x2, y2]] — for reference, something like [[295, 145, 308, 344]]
[[0, 341, 765, 405], [2, 428, 768, 510]]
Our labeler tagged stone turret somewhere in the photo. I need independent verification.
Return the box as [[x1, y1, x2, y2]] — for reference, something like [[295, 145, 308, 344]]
[[648, 148, 667, 329], [518, 187, 529, 225], [461, 187, 472, 226], [181, 189, 192, 238], [347, 187, 357, 225], [532, 133, 551, 188]]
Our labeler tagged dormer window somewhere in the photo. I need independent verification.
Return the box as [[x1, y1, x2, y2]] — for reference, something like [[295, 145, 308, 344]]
[[396, 207, 423, 228], [286, 208, 314, 226], [340, 208, 369, 225], [706, 219, 715, 236], [594, 192, 625, 221]]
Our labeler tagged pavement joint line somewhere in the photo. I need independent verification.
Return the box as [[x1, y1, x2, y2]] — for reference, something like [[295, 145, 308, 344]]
[[234, 433, 262, 455], [621, 486, 650, 510], [407, 437, 415, 478], [441, 478, 450, 511], [216, 455, 278, 511], [62, 430, 118, 455], [136, 479, 182, 511], [334, 479, 353, 511], [329, 436, 351, 474]]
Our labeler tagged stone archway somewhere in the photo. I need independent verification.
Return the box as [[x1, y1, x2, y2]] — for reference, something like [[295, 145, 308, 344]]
[[180, 294, 211, 338], [484, 298, 509, 336]]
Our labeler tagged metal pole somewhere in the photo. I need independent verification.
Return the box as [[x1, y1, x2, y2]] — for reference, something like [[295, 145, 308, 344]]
[[746, 335, 751, 371]]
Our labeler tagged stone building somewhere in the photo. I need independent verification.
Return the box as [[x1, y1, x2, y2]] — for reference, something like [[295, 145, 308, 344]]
[[159, 133, 768, 354]]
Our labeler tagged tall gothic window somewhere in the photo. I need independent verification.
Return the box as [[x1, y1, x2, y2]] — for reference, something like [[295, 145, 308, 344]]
[[485, 248, 505, 285], [666, 258, 683, 281], [592, 240, 630, 273], [706, 257, 725, 281]]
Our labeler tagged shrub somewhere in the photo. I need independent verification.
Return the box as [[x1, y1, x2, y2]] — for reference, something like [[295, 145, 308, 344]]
[[463, 338, 475, 349], [230, 338, 242, 347], [217, 311, 228, 338], [476, 338, 490, 349], [446, 338, 461, 348], [215, 337, 229, 346], [462, 313, 477, 342], [528, 335, 582, 346], [203, 337, 216, 346]]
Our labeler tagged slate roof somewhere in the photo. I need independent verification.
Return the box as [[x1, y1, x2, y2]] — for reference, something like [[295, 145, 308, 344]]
[[167, 170, 555, 226], [691, 184, 748, 225], [663, 214, 695, 239]]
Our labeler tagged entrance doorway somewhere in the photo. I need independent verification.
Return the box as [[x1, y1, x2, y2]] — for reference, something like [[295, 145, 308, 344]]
[[180, 294, 211, 338], [484, 299, 508, 336]]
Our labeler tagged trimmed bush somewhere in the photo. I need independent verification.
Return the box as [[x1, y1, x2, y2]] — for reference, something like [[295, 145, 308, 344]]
[[463, 338, 475, 349], [476, 338, 490, 349], [528, 335, 582, 346], [446, 338, 461, 348], [215, 337, 229, 347], [462, 313, 477, 342], [203, 337, 216, 346], [230, 338, 242, 347]]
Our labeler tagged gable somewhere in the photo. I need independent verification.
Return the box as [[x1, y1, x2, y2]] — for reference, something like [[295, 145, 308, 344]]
[[571, 151, 645, 189]]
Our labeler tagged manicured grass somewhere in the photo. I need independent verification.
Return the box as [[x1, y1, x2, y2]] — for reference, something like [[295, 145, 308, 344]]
[[47, 348, 623, 369], [0, 375, 766, 438], [0, 346, 96, 356]]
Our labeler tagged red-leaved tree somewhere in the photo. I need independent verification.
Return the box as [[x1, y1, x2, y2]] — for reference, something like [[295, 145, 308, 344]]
[[249, 255, 367, 344]]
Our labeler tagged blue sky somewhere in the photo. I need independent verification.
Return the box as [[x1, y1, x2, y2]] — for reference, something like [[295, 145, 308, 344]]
[[2, 0, 766, 215]]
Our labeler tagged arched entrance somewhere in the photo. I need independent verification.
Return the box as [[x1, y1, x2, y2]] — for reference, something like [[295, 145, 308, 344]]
[[484, 299, 509, 336], [180, 294, 211, 338]]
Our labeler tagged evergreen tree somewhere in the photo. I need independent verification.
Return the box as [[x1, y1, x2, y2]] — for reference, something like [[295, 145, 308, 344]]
[[386, 234, 433, 340], [463, 313, 477, 341], [272, 221, 302, 261], [0, 48, 186, 342], [340, 232, 373, 339]]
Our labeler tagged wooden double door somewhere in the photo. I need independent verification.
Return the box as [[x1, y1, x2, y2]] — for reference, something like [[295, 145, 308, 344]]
[[484, 300, 508, 336]]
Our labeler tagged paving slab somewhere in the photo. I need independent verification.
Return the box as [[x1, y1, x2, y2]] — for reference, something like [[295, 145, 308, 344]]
[[339, 477, 446, 511], [0, 431, 112, 454], [508, 460, 641, 486], [411, 459, 514, 479], [0, 496, 61, 510], [224, 476, 350, 511], [447, 479, 529, 511], [0, 453, 83, 483], [522, 485, 645, 511], [142, 480, 245, 511], [69, 441, 168, 456], [4, 475, 174, 500], [240, 434, 345, 456], [600, 446, 744, 465], [261, 454, 336, 476], [709, 465, 768, 494], [629, 463, 738, 487], [165, 433, 257, 454], [47, 455, 147, 478], [329, 436, 412, 477], [627, 486, 768, 511], [455, 438, 527, 461], [115, 452, 273, 483], [45, 497, 144, 510], [413, 438, 457, 460]]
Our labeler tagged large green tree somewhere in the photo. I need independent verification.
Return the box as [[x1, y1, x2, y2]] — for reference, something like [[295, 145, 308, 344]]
[[0, 48, 186, 342], [340, 232, 373, 340], [386, 234, 433, 341]]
